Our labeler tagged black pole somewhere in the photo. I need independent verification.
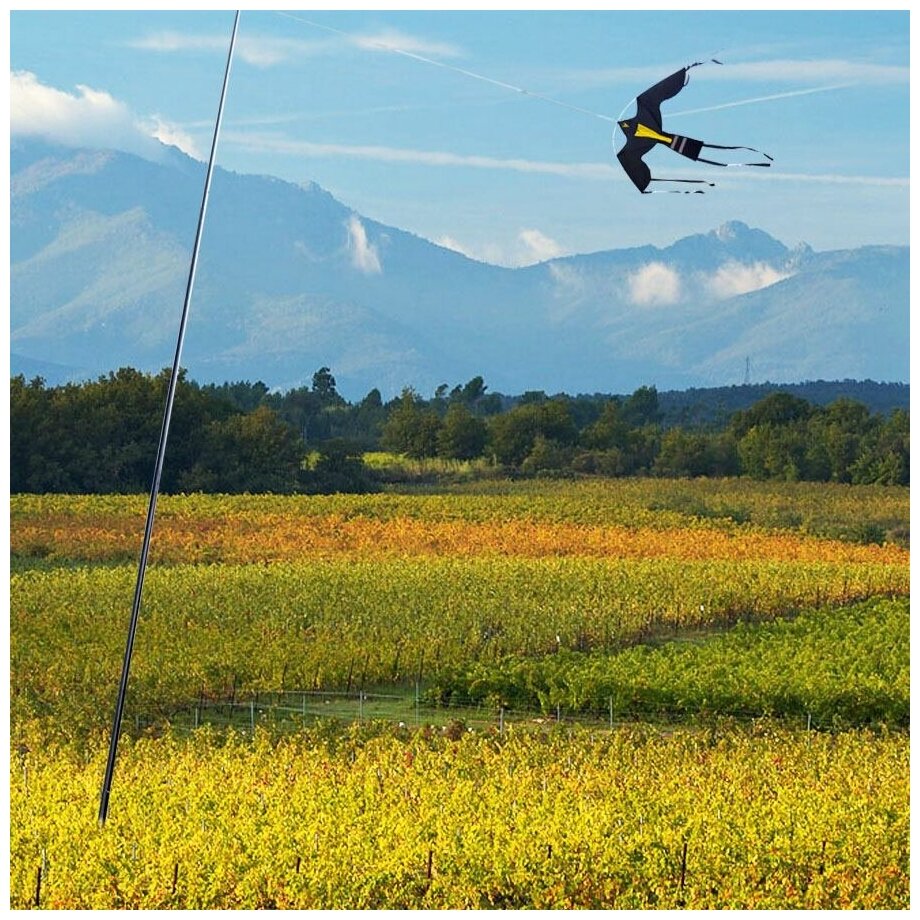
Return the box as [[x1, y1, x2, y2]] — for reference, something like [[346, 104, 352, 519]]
[[98, 10, 240, 826]]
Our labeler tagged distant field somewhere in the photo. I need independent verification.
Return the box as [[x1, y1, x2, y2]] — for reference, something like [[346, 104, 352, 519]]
[[9, 478, 909, 908], [10, 477, 910, 564]]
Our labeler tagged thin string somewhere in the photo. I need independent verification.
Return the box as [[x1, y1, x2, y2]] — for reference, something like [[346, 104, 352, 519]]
[[277, 11, 619, 125]]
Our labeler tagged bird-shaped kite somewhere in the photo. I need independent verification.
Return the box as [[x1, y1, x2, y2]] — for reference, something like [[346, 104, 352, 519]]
[[617, 61, 773, 193]]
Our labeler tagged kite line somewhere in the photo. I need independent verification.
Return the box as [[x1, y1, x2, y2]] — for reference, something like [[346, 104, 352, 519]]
[[98, 9, 240, 827], [277, 14, 765, 193], [277, 11, 619, 125]]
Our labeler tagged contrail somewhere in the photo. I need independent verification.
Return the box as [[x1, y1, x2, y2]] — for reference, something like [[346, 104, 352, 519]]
[[277, 11, 617, 124], [668, 83, 854, 118]]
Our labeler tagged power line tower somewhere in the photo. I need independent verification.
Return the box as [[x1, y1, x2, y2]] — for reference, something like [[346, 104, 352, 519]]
[[743, 356, 751, 386]]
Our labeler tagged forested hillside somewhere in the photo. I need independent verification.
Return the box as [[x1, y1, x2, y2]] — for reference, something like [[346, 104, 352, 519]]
[[10, 368, 909, 494]]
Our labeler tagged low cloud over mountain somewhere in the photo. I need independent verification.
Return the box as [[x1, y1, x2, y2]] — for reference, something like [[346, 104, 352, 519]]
[[10, 138, 908, 398]]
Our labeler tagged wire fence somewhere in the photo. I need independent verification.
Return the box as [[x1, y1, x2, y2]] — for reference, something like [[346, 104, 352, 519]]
[[143, 688, 824, 739]]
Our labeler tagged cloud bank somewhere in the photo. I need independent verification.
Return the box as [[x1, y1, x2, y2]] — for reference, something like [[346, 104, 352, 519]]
[[628, 262, 682, 307], [10, 70, 201, 159], [226, 131, 617, 181], [129, 31, 331, 68], [436, 228, 566, 267], [563, 56, 908, 90], [624, 260, 788, 307], [351, 28, 461, 59], [346, 215, 382, 274], [703, 261, 790, 299], [129, 22, 460, 68], [518, 229, 564, 263]]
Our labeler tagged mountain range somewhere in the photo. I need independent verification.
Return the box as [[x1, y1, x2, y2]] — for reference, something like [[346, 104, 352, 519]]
[[10, 137, 909, 399]]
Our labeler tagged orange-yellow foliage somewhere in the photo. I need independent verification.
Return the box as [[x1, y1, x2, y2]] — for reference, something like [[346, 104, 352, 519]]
[[12, 512, 908, 566]]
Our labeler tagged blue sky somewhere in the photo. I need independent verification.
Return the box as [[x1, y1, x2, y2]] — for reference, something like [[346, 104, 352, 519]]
[[9, 7, 911, 266]]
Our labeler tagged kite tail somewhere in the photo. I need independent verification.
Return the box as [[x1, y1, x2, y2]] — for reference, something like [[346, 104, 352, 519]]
[[697, 142, 773, 168], [668, 134, 773, 168], [647, 178, 715, 194]]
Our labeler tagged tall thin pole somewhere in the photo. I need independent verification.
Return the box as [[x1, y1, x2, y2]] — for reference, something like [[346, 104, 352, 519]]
[[98, 10, 240, 826]]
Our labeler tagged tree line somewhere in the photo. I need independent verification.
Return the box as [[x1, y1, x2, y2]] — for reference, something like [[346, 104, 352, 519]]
[[10, 367, 909, 494]]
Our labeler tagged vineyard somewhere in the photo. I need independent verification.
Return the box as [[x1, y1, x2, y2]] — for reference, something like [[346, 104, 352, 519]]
[[9, 478, 910, 908]]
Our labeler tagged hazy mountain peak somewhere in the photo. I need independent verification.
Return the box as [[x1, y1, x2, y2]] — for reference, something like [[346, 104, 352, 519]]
[[11, 142, 114, 198], [714, 220, 752, 241], [9, 138, 909, 398], [710, 220, 786, 253]]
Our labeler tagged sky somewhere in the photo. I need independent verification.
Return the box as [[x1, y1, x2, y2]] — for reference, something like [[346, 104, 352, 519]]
[[7, 7, 912, 267]]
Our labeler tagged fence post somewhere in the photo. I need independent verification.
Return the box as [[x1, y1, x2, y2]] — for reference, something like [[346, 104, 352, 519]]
[[250, 699, 255, 732], [609, 697, 614, 730], [415, 681, 420, 727], [499, 707, 505, 735]]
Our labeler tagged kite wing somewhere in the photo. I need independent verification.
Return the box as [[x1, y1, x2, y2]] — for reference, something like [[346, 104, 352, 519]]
[[614, 60, 769, 194], [634, 67, 691, 131], [616, 138, 655, 193], [615, 65, 699, 193]]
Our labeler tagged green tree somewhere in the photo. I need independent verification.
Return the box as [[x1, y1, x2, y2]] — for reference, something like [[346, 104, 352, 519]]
[[580, 400, 629, 451], [10, 376, 59, 492], [311, 366, 345, 407], [181, 405, 304, 492], [459, 375, 487, 407], [488, 399, 576, 466], [380, 389, 441, 459], [622, 385, 661, 428], [520, 435, 574, 475], [437, 403, 488, 460], [301, 439, 378, 494], [654, 429, 739, 478], [738, 423, 809, 480], [200, 380, 269, 412], [731, 391, 812, 438], [850, 409, 909, 485], [806, 399, 873, 482]]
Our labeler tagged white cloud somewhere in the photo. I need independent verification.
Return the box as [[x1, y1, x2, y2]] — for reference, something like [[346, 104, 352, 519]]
[[703, 261, 790, 299], [351, 28, 461, 59], [705, 58, 908, 85], [548, 262, 587, 295], [129, 23, 459, 67], [435, 229, 565, 268], [129, 31, 330, 68], [226, 128, 904, 189], [225, 131, 618, 181], [346, 215, 382, 274], [10, 70, 200, 159], [627, 262, 681, 307], [436, 235, 477, 258], [562, 57, 907, 90], [754, 171, 907, 187], [434, 235, 517, 266], [143, 115, 202, 158], [129, 31, 227, 54], [518, 229, 564, 263]]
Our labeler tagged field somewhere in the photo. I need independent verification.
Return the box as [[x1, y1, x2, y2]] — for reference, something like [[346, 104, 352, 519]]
[[9, 478, 910, 908]]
